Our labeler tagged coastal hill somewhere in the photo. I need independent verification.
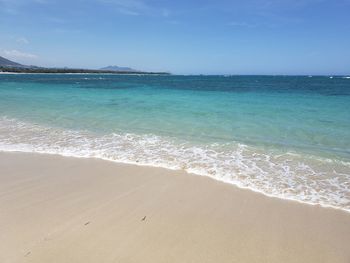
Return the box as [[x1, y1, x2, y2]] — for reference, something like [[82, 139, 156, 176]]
[[0, 56, 169, 75], [0, 56, 26, 68]]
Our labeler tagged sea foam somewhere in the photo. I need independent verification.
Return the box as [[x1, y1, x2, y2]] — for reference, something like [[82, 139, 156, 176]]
[[0, 116, 349, 212]]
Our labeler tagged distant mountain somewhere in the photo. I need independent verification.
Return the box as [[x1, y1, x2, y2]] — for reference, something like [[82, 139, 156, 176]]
[[100, 65, 138, 72], [0, 56, 25, 67], [0, 56, 169, 74]]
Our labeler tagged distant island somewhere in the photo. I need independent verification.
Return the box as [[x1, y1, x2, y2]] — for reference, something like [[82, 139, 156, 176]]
[[100, 65, 137, 72], [0, 56, 169, 75]]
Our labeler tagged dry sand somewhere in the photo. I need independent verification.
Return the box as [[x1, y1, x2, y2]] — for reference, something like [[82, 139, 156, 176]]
[[0, 152, 349, 263]]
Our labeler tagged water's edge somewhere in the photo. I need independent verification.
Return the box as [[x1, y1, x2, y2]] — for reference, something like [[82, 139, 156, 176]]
[[1, 148, 349, 214], [1, 117, 349, 213]]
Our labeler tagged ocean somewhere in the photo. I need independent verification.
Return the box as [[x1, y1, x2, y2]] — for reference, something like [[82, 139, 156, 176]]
[[0, 74, 349, 211]]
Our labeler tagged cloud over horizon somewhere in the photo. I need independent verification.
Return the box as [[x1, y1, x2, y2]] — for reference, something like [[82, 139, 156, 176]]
[[1, 49, 38, 60]]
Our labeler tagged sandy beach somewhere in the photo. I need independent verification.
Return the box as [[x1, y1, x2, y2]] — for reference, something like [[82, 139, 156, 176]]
[[0, 152, 349, 263]]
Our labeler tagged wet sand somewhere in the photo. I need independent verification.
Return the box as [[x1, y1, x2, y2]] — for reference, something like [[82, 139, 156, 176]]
[[1, 152, 349, 263]]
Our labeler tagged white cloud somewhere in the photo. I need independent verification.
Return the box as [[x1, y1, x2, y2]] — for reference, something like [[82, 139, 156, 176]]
[[98, 0, 170, 17], [0, 0, 48, 15], [103, 0, 147, 9], [162, 9, 170, 17], [228, 21, 257, 28], [2, 49, 38, 59], [48, 17, 67, 24], [16, 37, 29, 44], [34, 0, 49, 3], [117, 7, 140, 16], [0, 0, 48, 4], [99, 0, 148, 15], [167, 20, 180, 25]]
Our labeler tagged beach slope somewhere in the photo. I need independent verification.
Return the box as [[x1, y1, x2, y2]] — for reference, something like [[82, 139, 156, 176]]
[[0, 152, 349, 263]]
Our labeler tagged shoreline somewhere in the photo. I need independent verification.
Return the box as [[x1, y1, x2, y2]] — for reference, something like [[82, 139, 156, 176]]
[[1, 147, 349, 214], [1, 151, 350, 262]]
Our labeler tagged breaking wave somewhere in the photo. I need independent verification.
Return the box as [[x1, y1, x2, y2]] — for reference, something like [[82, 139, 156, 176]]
[[0, 116, 349, 212]]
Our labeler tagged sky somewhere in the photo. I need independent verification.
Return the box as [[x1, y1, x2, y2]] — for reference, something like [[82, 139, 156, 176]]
[[0, 0, 350, 75]]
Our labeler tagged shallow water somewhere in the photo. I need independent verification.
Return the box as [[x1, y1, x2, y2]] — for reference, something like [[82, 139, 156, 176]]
[[0, 74, 349, 210]]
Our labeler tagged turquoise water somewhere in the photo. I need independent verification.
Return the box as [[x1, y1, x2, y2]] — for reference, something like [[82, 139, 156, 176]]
[[0, 74, 349, 210]]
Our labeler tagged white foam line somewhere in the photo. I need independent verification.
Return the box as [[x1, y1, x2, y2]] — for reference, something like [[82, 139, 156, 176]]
[[0, 116, 349, 213], [0, 146, 349, 214]]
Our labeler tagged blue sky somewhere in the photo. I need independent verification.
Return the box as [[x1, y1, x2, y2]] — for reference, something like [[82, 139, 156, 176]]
[[0, 0, 349, 74]]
